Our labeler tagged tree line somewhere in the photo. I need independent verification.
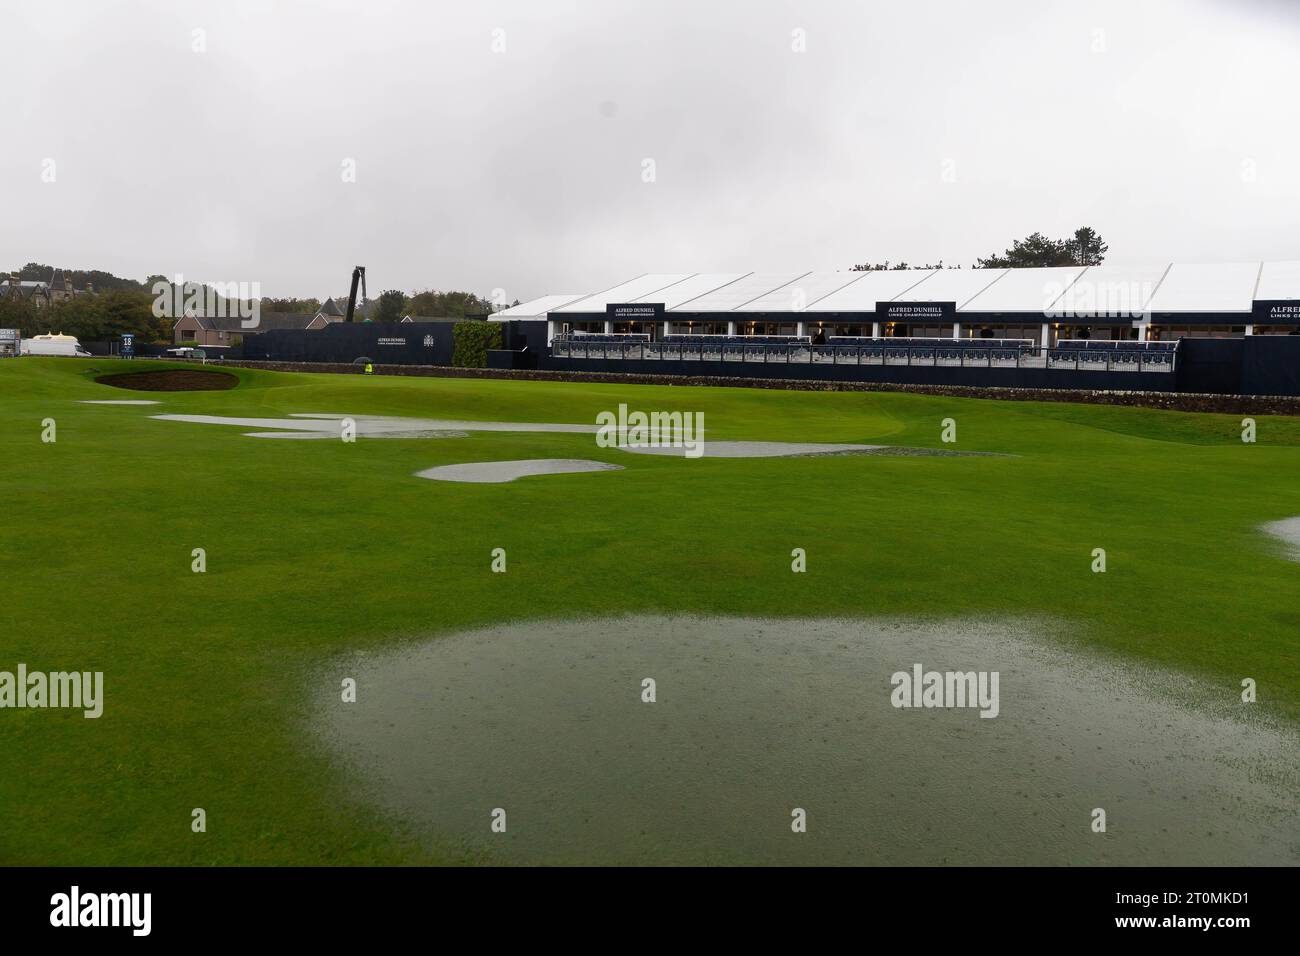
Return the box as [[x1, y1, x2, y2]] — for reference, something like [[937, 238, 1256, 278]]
[[0, 262, 509, 343], [367, 289, 507, 324], [851, 226, 1108, 272], [0, 286, 171, 344]]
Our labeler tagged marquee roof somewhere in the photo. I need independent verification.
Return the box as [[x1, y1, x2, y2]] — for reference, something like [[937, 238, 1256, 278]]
[[1144, 262, 1261, 314], [962, 265, 1087, 313], [803, 269, 937, 312], [668, 272, 812, 312], [490, 294, 588, 319], [889, 268, 1008, 307], [552, 274, 692, 313], [529, 262, 1300, 318], [733, 272, 866, 312], [1256, 260, 1300, 301], [633, 273, 750, 309]]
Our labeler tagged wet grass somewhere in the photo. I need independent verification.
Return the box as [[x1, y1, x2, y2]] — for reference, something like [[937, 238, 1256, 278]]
[[1, 358, 1298, 864]]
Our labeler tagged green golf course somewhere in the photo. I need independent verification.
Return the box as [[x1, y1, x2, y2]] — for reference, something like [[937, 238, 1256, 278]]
[[1, 358, 1298, 865]]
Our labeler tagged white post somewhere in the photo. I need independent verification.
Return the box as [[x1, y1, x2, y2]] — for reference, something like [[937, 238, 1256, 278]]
[[1040, 323, 1050, 349], [662, 320, 670, 338], [952, 322, 961, 341], [796, 321, 806, 338], [727, 320, 737, 337], [547, 319, 556, 346], [603, 320, 613, 334], [871, 321, 880, 338], [1245, 324, 1254, 336], [1136, 322, 1148, 342]]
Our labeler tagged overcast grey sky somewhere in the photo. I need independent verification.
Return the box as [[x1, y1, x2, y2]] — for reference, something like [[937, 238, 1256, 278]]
[[2, 0, 1298, 301]]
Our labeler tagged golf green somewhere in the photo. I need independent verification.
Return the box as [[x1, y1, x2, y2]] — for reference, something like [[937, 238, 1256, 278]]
[[1, 358, 1298, 865]]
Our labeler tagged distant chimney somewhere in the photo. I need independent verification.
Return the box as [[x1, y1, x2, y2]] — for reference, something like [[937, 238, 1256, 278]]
[[7, 275, 17, 288], [64, 276, 72, 293]]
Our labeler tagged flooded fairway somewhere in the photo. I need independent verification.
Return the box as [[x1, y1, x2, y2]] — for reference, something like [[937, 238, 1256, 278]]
[[314, 616, 1300, 866]]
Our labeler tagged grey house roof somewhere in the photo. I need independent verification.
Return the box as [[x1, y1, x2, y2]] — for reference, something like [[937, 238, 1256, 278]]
[[2, 280, 51, 299], [183, 311, 317, 332]]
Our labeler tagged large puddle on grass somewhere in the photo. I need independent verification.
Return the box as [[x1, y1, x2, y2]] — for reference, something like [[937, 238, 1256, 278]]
[[1261, 517, 1300, 562], [313, 616, 1299, 865], [151, 413, 594, 439]]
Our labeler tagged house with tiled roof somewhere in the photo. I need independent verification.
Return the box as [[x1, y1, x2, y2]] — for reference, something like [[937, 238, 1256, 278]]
[[316, 297, 346, 320], [1, 269, 93, 309], [1, 275, 52, 308], [172, 291, 372, 344], [173, 311, 320, 346]]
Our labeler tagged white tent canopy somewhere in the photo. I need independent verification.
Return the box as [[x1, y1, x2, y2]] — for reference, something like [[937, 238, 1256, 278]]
[[1144, 262, 1260, 314], [552, 274, 692, 313], [516, 262, 1300, 323], [1256, 260, 1300, 301], [490, 294, 588, 320]]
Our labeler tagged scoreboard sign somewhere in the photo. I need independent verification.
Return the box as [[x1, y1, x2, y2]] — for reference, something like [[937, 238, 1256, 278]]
[[120, 333, 135, 358]]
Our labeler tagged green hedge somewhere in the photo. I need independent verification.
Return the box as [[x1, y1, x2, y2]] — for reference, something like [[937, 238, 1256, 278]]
[[452, 321, 502, 368]]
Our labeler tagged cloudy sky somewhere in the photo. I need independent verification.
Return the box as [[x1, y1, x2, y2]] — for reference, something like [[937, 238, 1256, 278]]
[[2, 0, 1298, 302]]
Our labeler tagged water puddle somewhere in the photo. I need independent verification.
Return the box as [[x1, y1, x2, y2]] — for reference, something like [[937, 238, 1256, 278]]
[[151, 413, 595, 439], [1261, 517, 1300, 562], [618, 440, 880, 457], [80, 400, 160, 405], [313, 615, 1298, 865], [414, 459, 623, 483]]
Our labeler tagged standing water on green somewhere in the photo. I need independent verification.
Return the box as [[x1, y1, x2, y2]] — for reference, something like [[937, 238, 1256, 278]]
[[313, 615, 1299, 866]]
